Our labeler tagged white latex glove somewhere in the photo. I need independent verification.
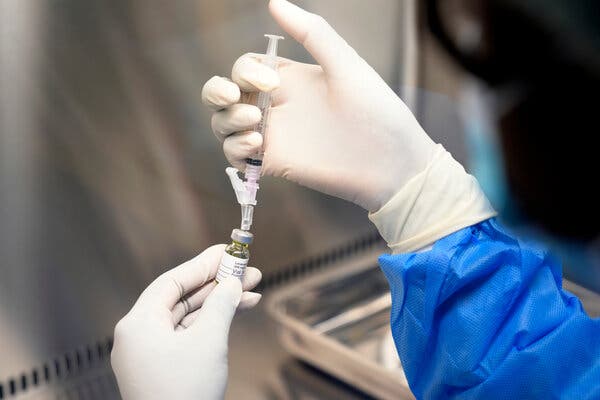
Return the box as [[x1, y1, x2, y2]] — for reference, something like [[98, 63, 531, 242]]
[[202, 0, 435, 212], [111, 244, 262, 400], [202, 0, 495, 252]]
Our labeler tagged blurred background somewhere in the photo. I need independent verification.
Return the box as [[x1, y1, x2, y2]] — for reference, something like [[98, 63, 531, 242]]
[[4, 0, 596, 399]]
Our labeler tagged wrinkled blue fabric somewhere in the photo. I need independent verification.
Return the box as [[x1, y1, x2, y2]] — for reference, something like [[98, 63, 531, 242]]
[[379, 218, 600, 399]]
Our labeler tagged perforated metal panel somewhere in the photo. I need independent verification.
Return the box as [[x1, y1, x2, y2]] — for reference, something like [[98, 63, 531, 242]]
[[0, 232, 384, 399]]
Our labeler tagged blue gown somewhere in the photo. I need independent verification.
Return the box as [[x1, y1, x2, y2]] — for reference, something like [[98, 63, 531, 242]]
[[379, 218, 600, 399]]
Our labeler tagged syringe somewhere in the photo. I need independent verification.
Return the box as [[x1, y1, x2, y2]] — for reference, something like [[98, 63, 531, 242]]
[[243, 34, 284, 216], [227, 34, 284, 232]]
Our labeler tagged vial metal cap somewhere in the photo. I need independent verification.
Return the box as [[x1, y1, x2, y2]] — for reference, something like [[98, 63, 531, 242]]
[[231, 229, 253, 244]]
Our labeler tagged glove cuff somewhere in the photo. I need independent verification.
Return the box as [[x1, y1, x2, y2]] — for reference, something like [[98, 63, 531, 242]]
[[369, 144, 497, 253]]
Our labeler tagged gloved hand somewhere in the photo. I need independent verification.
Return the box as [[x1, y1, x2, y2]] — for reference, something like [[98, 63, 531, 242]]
[[111, 244, 262, 400], [202, 0, 435, 213], [202, 0, 495, 252]]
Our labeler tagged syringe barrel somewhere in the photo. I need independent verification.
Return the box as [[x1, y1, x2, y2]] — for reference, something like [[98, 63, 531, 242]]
[[245, 164, 261, 183], [255, 93, 272, 140], [247, 93, 270, 163], [256, 91, 271, 112], [246, 34, 283, 166]]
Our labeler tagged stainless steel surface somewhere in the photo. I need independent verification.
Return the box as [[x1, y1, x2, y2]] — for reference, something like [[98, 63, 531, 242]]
[[1, 0, 391, 378], [564, 280, 600, 318], [1, 0, 470, 394], [2, 295, 384, 399], [3, 272, 598, 399], [313, 293, 391, 335], [228, 298, 386, 400], [2, 0, 597, 398], [267, 247, 414, 400]]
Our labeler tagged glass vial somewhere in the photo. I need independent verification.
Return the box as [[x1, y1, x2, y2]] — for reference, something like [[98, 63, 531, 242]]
[[215, 229, 253, 283]]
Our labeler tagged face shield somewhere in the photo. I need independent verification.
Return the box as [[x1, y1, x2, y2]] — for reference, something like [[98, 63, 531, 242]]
[[426, 0, 600, 290], [426, 0, 600, 237]]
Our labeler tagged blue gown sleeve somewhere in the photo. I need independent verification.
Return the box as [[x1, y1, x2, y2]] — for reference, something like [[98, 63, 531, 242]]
[[379, 218, 600, 400]]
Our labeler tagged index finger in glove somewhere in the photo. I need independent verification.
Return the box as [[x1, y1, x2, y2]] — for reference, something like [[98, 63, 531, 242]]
[[211, 104, 262, 139], [135, 244, 226, 312], [187, 276, 242, 337], [175, 291, 262, 331], [232, 54, 281, 93], [201, 76, 241, 110], [171, 267, 262, 325]]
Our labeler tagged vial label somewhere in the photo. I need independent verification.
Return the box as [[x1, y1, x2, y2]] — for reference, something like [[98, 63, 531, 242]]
[[216, 252, 248, 282]]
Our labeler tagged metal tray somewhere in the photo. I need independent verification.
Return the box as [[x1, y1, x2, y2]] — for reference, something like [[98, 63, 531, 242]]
[[266, 248, 414, 400]]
